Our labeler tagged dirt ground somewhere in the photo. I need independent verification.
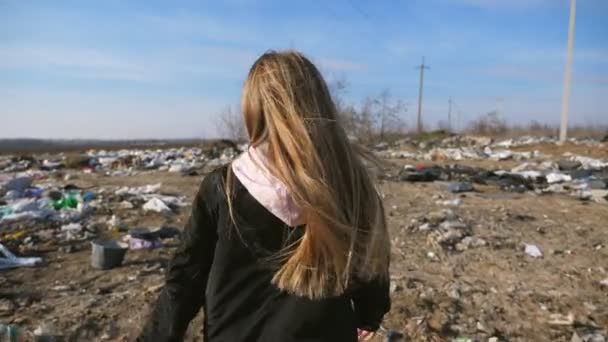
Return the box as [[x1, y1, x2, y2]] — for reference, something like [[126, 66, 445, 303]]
[[1, 144, 607, 341]]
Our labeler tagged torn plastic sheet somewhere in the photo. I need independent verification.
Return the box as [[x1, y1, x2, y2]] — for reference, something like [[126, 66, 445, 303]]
[[114, 183, 162, 196], [142, 198, 171, 213], [566, 154, 608, 170], [0, 243, 42, 270]]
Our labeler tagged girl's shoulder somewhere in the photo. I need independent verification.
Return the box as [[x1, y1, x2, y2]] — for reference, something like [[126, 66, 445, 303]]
[[198, 164, 229, 196], [192, 164, 230, 213]]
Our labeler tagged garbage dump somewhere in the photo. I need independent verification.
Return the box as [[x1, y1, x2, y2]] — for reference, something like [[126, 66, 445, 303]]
[[377, 135, 608, 204], [0, 137, 606, 341]]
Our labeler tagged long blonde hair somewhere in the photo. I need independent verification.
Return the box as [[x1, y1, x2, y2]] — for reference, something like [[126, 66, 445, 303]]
[[226, 50, 389, 299]]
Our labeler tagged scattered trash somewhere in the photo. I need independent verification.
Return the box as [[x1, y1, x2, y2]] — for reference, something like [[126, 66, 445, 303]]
[[91, 240, 128, 270], [0, 243, 43, 269], [119, 200, 134, 209], [115, 183, 162, 197], [437, 198, 463, 207], [399, 168, 441, 182], [52, 285, 72, 292], [61, 222, 83, 232], [128, 237, 162, 250], [53, 194, 79, 210], [0, 136, 605, 340], [587, 180, 606, 190], [168, 164, 191, 173], [3, 176, 33, 192], [487, 149, 513, 161], [525, 244, 543, 258], [107, 215, 126, 231], [557, 159, 581, 171], [446, 182, 474, 193], [430, 221, 471, 247], [546, 172, 572, 184], [574, 331, 607, 342], [455, 236, 487, 251], [0, 323, 21, 342], [374, 136, 607, 203], [566, 154, 608, 170], [142, 197, 171, 213], [33, 322, 59, 341], [82, 191, 97, 202], [128, 226, 180, 240], [547, 312, 575, 326], [453, 337, 473, 342]]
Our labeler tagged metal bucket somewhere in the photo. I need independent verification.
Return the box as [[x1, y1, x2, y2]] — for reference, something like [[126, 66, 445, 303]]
[[91, 240, 128, 270]]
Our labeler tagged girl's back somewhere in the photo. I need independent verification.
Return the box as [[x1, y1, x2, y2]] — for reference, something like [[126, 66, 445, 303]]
[[138, 51, 391, 342]]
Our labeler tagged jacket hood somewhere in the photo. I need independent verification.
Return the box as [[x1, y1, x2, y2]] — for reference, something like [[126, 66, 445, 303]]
[[231, 145, 305, 227]]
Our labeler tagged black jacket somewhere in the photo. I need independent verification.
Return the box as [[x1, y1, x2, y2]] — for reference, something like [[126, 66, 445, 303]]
[[138, 166, 391, 342]]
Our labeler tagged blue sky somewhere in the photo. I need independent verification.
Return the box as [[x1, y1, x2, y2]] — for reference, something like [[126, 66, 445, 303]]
[[1, 0, 607, 139]]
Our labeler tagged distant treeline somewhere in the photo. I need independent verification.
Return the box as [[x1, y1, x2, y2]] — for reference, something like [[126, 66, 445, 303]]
[[0, 138, 222, 155]]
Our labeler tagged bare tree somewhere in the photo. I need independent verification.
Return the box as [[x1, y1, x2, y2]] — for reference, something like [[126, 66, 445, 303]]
[[372, 89, 406, 141], [467, 111, 507, 136], [216, 105, 247, 141], [328, 75, 358, 138], [327, 79, 407, 143], [436, 120, 450, 131], [328, 75, 349, 115]]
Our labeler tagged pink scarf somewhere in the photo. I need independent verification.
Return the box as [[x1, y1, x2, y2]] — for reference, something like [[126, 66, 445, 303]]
[[231, 145, 305, 227]]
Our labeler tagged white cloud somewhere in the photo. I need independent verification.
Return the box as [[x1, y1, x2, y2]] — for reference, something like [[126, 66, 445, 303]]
[[317, 58, 367, 72], [0, 44, 154, 81], [0, 43, 262, 82]]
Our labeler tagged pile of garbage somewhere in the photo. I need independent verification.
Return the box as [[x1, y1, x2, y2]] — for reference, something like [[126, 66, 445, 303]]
[[388, 153, 608, 203], [0, 175, 96, 224], [404, 207, 485, 253], [0, 142, 246, 276], [379, 145, 545, 162], [0, 171, 193, 271], [0, 145, 242, 176], [377, 135, 606, 162]]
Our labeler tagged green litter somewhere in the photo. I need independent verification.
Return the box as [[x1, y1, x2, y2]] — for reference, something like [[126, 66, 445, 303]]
[[453, 338, 473, 342], [53, 194, 79, 210]]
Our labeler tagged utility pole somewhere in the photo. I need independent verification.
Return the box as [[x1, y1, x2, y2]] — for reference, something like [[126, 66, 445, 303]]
[[457, 110, 462, 132], [560, 0, 576, 143], [496, 97, 504, 118], [416, 56, 430, 133], [448, 97, 453, 131]]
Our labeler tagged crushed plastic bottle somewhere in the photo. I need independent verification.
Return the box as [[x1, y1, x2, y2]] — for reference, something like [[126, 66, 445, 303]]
[[33, 322, 57, 341], [0, 323, 21, 342], [53, 194, 79, 210]]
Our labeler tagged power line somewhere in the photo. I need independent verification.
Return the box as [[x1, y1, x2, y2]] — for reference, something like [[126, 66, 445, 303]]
[[347, 0, 373, 21], [415, 56, 430, 133], [312, 0, 344, 23]]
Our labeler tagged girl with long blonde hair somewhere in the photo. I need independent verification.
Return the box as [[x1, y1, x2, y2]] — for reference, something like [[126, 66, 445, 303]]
[[139, 50, 391, 342]]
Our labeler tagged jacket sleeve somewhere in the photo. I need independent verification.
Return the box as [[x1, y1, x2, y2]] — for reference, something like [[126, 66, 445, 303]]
[[351, 275, 391, 331], [138, 173, 220, 342]]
